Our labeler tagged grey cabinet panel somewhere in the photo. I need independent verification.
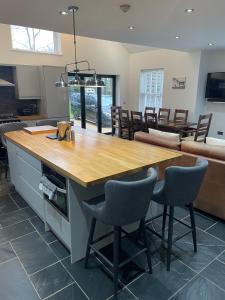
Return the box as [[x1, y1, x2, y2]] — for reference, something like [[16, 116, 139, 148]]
[[41, 66, 69, 119]]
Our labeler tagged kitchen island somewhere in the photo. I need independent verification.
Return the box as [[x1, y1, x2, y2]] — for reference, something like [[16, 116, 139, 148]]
[[5, 129, 181, 263]]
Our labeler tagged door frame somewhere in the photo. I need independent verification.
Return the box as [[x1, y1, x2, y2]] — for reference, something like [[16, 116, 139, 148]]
[[68, 73, 116, 133]]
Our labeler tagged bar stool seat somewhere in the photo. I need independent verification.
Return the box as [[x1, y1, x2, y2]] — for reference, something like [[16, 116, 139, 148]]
[[82, 170, 157, 297]]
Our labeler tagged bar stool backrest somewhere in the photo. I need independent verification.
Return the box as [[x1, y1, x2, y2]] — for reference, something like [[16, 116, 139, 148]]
[[0, 122, 27, 148], [102, 169, 157, 226], [164, 158, 208, 206]]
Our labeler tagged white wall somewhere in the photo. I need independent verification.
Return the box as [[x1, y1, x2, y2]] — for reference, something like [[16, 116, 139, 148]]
[[0, 23, 130, 106], [129, 49, 202, 120], [197, 50, 225, 138]]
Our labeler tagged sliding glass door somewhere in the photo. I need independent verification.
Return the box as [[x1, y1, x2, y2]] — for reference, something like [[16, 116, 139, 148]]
[[69, 74, 116, 133]]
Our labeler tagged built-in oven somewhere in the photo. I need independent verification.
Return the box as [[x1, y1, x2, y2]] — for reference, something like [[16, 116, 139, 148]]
[[41, 164, 68, 219]]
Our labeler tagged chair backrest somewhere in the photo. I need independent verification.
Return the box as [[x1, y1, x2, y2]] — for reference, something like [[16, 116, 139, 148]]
[[164, 158, 208, 206], [101, 168, 157, 226], [119, 109, 130, 128], [145, 112, 158, 130], [158, 108, 170, 121], [0, 122, 27, 148], [145, 107, 155, 115], [111, 106, 121, 126], [36, 119, 59, 127], [174, 109, 188, 123], [131, 111, 143, 130], [194, 113, 212, 142]]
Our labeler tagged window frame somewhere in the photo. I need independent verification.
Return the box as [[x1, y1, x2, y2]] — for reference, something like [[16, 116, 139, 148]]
[[10, 25, 62, 55], [139, 68, 164, 112]]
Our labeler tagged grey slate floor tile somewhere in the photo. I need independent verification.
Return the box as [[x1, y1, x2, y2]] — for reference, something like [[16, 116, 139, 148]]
[[10, 191, 28, 208], [11, 231, 57, 275], [30, 216, 57, 243], [0, 194, 18, 215], [207, 221, 225, 242], [0, 242, 16, 263], [0, 258, 39, 300], [128, 259, 196, 300], [47, 283, 88, 300], [168, 223, 225, 272], [62, 256, 117, 300], [30, 262, 73, 299], [0, 220, 35, 244], [49, 240, 70, 260], [183, 212, 217, 231], [171, 275, 225, 300], [218, 250, 225, 264], [0, 206, 36, 228], [200, 259, 225, 291]]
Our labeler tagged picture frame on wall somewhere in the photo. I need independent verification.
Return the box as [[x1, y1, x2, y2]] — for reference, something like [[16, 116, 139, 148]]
[[172, 77, 186, 89]]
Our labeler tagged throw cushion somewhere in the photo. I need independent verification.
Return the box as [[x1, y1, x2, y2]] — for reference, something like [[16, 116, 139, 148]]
[[206, 137, 225, 147], [149, 128, 180, 143]]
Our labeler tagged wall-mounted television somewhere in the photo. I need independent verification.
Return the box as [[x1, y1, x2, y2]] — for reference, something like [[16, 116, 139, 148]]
[[205, 72, 225, 102]]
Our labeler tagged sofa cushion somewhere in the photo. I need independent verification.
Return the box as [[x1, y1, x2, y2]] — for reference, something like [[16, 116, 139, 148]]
[[181, 141, 225, 161], [206, 137, 225, 147], [149, 128, 180, 143], [134, 132, 181, 150]]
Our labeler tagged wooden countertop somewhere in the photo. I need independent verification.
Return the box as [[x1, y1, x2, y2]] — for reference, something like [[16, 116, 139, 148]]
[[18, 115, 47, 121], [5, 129, 182, 187]]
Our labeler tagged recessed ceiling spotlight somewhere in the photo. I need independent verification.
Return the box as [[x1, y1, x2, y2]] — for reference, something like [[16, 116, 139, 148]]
[[185, 8, 195, 13], [175, 35, 180, 39], [59, 11, 69, 15], [128, 26, 135, 30], [208, 42, 215, 46]]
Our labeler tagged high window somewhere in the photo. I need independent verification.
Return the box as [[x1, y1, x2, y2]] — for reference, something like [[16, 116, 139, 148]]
[[11, 25, 61, 54], [139, 69, 164, 112]]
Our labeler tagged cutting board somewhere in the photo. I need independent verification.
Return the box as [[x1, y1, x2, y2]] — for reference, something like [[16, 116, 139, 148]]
[[23, 126, 57, 135]]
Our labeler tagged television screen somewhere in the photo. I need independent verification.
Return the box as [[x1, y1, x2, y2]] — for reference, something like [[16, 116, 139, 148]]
[[205, 72, 225, 102]]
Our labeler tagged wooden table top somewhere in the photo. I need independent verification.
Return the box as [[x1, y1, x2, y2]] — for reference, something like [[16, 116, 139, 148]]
[[158, 120, 197, 130], [5, 129, 181, 187]]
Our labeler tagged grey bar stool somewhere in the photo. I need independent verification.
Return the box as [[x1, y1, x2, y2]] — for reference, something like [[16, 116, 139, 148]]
[[146, 158, 208, 271], [83, 169, 157, 296]]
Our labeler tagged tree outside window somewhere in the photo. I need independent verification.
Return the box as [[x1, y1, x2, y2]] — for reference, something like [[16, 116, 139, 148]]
[[11, 25, 61, 54]]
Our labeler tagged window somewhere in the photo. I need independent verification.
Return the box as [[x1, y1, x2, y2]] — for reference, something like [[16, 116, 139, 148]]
[[139, 69, 164, 112], [11, 25, 61, 54]]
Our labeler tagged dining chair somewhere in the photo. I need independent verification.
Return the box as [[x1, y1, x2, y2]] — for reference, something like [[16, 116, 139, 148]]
[[144, 107, 155, 115], [158, 108, 171, 122], [118, 109, 131, 139], [111, 106, 121, 136], [83, 169, 157, 296], [145, 158, 208, 271], [0, 122, 27, 178], [174, 109, 189, 124], [131, 111, 143, 138], [145, 112, 158, 131], [182, 113, 213, 142], [36, 119, 59, 127]]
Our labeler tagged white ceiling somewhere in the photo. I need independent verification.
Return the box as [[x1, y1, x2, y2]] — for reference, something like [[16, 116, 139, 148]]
[[0, 0, 225, 51]]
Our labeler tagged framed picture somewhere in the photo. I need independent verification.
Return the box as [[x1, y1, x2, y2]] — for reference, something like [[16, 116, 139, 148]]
[[172, 77, 186, 89]]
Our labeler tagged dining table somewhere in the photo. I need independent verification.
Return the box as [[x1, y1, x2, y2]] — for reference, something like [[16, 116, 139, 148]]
[[157, 120, 197, 133]]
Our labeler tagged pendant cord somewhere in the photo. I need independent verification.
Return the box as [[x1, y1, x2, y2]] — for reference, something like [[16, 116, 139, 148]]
[[72, 8, 78, 70]]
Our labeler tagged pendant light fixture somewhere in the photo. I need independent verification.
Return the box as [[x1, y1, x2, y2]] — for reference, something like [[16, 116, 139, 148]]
[[55, 5, 104, 88]]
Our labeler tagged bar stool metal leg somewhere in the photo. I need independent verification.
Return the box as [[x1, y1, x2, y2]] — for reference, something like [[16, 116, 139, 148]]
[[113, 226, 120, 296], [189, 204, 197, 253], [161, 205, 167, 247], [141, 219, 152, 274], [84, 218, 96, 268], [167, 206, 174, 271]]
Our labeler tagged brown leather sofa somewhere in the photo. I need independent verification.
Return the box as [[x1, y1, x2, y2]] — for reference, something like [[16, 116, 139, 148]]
[[135, 132, 225, 220]]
